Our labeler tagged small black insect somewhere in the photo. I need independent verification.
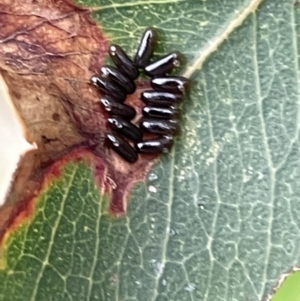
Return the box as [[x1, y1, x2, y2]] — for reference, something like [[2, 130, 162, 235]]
[[134, 27, 158, 68], [107, 117, 142, 142], [100, 95, 136, 120], [91, 75, 126, 102], [144, 51, 181, 77], [140, 118, 179, 135], [151, 76, 190, 94], [109, 44, 139, 80], [136, 135, 173, 153], [141, 90, 183, 107], [101, 65, 136, 94], [106, 132, 138, 163]]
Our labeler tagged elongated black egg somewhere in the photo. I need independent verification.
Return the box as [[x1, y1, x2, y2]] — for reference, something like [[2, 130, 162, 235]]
[[145, 51, 181, 76], [136, 136, 174, 153], [90, 75, 126, 102], [107, 117, 142, 142], [151, 76, 190, 94], [140, 118, 179, 135], [106, 132, 138, 163], [109, 44, 139, 79], [101, 65, 136, 94], [142, 106, 180, 119], [134, 27, 158, 68], [141, 90, 182, 107], [100, 96, 136, 120]]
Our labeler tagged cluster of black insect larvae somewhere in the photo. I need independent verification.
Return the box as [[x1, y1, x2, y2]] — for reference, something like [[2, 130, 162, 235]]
[[91, 27, 190, 163]]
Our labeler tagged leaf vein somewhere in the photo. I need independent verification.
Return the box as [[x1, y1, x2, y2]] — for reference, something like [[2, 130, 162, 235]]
[[201, 72, 222, 301], [86, 171, 106, 301], [150, 147, 176, 301], [252, 11, 276, 299], [91, 0, 186, 12], [29, 165, 78, 301], [182, 0, 264, 79]]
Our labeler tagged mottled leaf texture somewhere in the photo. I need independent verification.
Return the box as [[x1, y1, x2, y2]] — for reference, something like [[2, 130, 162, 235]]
[[1, 0, 300, 301]]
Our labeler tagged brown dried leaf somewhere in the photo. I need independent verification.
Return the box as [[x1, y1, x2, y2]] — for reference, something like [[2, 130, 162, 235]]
[[0, 0, 158, 222]]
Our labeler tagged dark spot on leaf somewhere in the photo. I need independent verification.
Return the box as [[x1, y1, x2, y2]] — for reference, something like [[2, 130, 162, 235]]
[[41, 135, 58, 144], [52, 112, 60, 121]]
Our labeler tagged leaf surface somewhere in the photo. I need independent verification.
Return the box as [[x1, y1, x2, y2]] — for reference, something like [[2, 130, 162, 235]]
[[1, 0, 300, 301], [270, 270, 300, 301]]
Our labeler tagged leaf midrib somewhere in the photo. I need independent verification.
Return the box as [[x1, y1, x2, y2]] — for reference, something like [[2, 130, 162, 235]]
[[182, 0, 264, 79]]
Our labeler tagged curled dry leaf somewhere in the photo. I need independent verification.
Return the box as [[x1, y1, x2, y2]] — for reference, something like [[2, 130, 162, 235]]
[[0, 74, 36, 206], [0, 0, 160, 229]]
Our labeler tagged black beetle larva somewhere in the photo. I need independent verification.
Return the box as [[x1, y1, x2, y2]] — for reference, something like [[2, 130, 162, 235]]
[[90, 75, 126, 101], [144, 51, 181, 77], [107, 117, 143, 142], [140, 118, 179, 135], [141, 90, 182, 107], [106, 132, 138, 163], [101, 65, 136, 94], [136, 135, 174, 153], [109, 44, 139, 80], [151, 76, 190, 94], [134, 27, 158, 68], [100, 95, 136, 120], [142, 106, 180, 119]]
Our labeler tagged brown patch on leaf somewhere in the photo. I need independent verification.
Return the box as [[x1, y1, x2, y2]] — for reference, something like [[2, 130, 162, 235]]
[[0, 0, 160, 224]]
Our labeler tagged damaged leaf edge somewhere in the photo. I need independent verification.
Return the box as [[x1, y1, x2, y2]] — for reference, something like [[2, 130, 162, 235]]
[[0, 73, 37, 206]]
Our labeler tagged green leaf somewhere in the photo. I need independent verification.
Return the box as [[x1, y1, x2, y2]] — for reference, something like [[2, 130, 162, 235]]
[[0, 156, 109, 301], [1, 0, 300, 300], [270, 270, 300, 301]]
